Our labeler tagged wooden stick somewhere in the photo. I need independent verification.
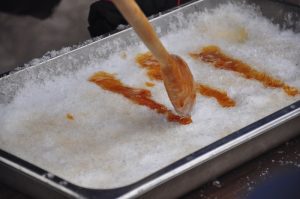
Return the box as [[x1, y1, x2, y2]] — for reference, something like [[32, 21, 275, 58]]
[[111, 0, 196, 116], [111, 0, 172, 69]]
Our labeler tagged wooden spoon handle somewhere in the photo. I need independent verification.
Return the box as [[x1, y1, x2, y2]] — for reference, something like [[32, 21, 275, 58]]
[[111, 0, 171, 69]]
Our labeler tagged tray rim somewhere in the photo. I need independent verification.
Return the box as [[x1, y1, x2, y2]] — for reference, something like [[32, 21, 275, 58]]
[[1, 101, 299, 198]]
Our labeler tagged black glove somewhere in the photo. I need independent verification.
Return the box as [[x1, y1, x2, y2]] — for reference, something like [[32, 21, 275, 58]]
[[88, 0, 192, 37]]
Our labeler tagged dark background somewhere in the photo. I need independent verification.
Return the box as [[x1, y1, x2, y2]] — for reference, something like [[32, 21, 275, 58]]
[[0, 0, 95, 75]]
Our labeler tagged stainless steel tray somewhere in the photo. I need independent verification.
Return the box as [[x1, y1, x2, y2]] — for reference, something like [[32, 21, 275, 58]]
[[1, 0, 300, 198]]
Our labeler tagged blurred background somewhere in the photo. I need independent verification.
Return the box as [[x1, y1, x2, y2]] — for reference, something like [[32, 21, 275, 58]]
[[0, 0, 95, 75]]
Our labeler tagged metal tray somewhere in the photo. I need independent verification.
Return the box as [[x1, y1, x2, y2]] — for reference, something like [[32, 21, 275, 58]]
[[1, 0, 300, 198]]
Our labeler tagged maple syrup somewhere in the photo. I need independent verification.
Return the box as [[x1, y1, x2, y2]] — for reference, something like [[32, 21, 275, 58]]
[[89, 72, 192, 125], [145, 82, 155, 87], [197, 84, 235, 107], [66, 113, 74, 121], [136, 52, 162, 80], [136, 52, 236, 107], [190, 45, 299, 96]]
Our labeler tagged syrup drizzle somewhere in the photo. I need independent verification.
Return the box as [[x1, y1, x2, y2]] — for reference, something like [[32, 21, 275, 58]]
[[89, 72, 192, 125], [136, 52, 236, 107], [190, 45, 299, 96], [66, 113, 74, 121], [197, 84, 235, 107], [145, 82, 155, 87], [136, 52, 162, 80]]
